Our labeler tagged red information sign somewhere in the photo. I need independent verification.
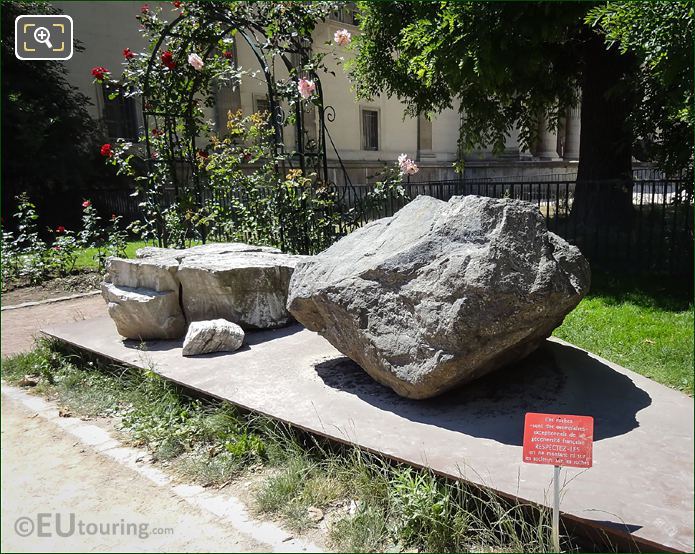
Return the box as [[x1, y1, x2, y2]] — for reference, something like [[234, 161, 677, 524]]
[[522, 413, 594, 468]]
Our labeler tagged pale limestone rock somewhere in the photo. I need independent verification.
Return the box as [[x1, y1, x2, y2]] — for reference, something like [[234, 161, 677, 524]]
[[135, 242, 281, 260], [177, 251, 307, 329], [103, 242, 304, 338], [135, 246, 185, 259], [105, 256, 180, 296], [182, 319, 245, 356], [101, 282, 186, 340]]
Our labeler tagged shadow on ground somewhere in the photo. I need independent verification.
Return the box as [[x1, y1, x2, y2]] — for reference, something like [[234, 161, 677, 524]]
[[315, 340, 652, 446]]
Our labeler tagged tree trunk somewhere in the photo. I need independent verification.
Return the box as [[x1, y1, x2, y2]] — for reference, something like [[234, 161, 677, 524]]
[[572, 34, 636, 229]]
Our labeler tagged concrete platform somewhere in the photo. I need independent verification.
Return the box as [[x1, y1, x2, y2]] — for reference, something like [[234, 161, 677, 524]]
[[43, 317, 693, 552]]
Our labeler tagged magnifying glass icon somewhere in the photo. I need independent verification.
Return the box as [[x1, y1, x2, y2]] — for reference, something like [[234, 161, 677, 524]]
[[33, 26, 53, 49]]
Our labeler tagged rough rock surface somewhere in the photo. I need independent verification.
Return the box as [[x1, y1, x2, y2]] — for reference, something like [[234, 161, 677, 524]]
[[177, 251, 307, 329], [136, 243, 282, 259], [287, 195, 590, 399], [104, 256, 180, 296], [101, 282, 186, 340], [182, 319, 245, 356], [102, 242, 303, 339]]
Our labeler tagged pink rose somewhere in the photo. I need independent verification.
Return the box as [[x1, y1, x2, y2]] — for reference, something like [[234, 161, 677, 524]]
[[297, 78, 316, 99], [334, 29, 351, 47], [187, 53, 204, 71], [82, 200, 92, 208], [398, 154, 419, 176]]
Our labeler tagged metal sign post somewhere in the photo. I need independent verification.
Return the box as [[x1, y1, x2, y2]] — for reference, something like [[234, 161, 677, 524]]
[[553, 465, 561, 552], [522, 412, 595, 554]]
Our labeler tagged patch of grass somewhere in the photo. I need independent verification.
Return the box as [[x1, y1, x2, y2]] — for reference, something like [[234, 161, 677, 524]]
[[554, 271, 694, 394], [256, 449, 350, 532], [255, 444, 557, 552], [0, 341, 136, 417], [1, 342, 583, 552], [1, 340, 267, 469], [73, 240, 150, 270], [330, 504, 388, 552], [73, 238, 208, 270]]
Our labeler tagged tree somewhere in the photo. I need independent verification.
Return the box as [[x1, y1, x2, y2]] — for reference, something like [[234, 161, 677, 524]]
[[1, 1, 102, 226], [587, 1, 694, 178], [348, 1, 693, 228]]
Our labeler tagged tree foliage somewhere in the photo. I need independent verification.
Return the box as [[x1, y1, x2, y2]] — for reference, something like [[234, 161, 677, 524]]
[[349, 1, 693, 177], [587, 0, 694, 176], [1, 2, 103, 212]]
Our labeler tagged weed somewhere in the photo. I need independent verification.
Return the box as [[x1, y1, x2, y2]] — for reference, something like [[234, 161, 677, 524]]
[[2, 342, 573, 552]]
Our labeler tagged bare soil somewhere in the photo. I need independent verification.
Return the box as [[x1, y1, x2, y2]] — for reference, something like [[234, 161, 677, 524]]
[[1, 295, 106, 357], [1, 394, 267, 553], [2, 272, 102, 307]]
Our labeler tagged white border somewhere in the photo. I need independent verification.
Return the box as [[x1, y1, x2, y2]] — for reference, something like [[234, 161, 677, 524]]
[[15, 14, 74, 61], [2, 383, 320, 552]]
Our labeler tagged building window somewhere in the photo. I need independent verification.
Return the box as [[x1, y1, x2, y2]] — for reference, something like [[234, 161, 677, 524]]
[[102, 83, 138, 141], [417, 114, 433, 153], [254, 96, 270, 114], [329, 3, 357, 25], [361, 108, 379, 151]]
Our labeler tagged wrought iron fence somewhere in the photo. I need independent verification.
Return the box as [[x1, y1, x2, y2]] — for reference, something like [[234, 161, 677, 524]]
[[82, 177, 692, 275]]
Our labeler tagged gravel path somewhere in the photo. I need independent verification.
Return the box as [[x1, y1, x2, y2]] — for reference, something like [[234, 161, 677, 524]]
[[1, 296, 106, 357], [1, 296, 316, 553], [1, 393, 266, 553]]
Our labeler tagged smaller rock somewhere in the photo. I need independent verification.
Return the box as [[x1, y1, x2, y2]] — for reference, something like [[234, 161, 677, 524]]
[[105, 256, 180, 294], [102, 282, 186, 340], [18, 375, 39, 387], [307, 507, 324, 523], [182, 319, 245, 356]]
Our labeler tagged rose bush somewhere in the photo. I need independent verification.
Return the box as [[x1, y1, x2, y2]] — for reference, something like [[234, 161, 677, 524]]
[[97, 1, 408, 254], [1, 195, 129, 289]]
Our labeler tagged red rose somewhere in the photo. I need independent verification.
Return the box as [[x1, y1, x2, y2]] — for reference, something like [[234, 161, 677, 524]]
[[141, 4, 149, 14], [223, 50, 233, 60], [123, 48, 134, 60], [100, 143, 113, 157], [151, 127, 164, 137], [161, 50, 176, 70], [172, 0, 182, 7], [197, 149, 209, 159], [91, 66, 109, 81], [82, 200, 92, 208], [56, 225, 66, 233]]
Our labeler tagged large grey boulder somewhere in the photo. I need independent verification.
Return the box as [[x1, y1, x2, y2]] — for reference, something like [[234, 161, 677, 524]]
[[101, 282, 186, 340], [287, 195, 590, 399], [182, 319, 245, 356], [177, 251, 307, 329]]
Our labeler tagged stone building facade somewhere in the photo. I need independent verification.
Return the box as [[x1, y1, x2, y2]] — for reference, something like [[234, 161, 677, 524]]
[[55, 1, 584, 184]]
